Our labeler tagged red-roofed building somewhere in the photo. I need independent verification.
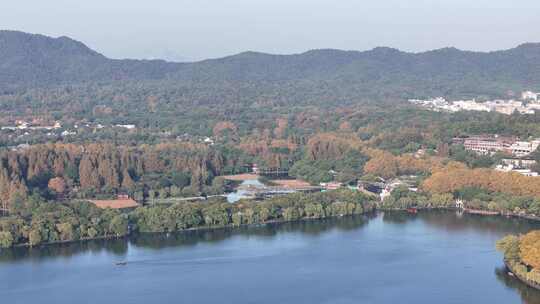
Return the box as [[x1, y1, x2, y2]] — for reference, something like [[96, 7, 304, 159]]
[[89, 195, 139, 210]]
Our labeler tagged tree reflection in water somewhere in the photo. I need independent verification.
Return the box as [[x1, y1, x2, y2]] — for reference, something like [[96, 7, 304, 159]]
[[129, 215, 370, 250], [495, 267, 540, 304], [0, 239, 129, 264], [383, 209, 540, 235], [0, 214, 370, 263]]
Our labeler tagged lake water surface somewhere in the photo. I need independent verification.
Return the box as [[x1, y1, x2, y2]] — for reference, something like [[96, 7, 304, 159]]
[[2, 211, 540, 304]]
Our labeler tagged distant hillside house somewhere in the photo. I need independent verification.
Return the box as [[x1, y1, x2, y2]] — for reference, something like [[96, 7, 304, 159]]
[[501, 158, 536, 169], [522, 91, 539, 101], [461, 135, 514, 155], [320, 182, 343, 190], [88, 194, 139, 210], [509, 140, 540, 157], [115, 124, 136, 130]]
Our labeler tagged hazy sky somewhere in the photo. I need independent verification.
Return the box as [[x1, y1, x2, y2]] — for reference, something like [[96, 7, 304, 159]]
[[2, 0, 539, 61]]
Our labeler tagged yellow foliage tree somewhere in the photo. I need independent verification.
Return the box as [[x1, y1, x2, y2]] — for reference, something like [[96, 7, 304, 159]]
[[363, 151, 398, 179], [422, 165, 540, 197], [520, 231, 540, 270]]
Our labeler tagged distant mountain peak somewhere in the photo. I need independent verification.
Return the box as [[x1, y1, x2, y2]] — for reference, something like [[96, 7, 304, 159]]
[[516, 42, 540, 50], [371, 46, 401, 53], [437, 47, 460, 52], [0, 30, 103, 58]]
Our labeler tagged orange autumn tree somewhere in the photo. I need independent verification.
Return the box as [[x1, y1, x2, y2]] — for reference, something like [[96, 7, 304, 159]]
[[520, 231, 540, 270], [48, 177, 66, 194], [273, 118, 288, 139], [363, 150, 398, 179], [396, 154, 442, 175], [363, 149, 443, 179], [338, 121, 352, 131], [421, 164, 540, 197], [306, 132, 364, 161], [0, 142, 228, 201], [213, 121, 238, 140]]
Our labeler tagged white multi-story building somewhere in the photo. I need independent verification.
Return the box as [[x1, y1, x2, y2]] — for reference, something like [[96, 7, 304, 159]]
[[495, 164, 539, 177], [462, 136, 512, 155], [454, 100, 491, 112], [459, 135, 540, 157], [510, 140, 540, 157], [522, 91, 539, 101], [501, 158, 537, 169], [115, 124, 136, 130], [410, 95, 540, 116]]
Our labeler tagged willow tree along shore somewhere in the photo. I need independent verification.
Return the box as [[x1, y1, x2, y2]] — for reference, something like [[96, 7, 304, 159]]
[[0, 189, 375, 248]]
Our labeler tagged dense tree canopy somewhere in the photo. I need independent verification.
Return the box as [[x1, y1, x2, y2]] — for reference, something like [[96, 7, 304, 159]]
[[132, 189, 375, 233], [520, 231, 540, 270], [498, 231, 540, 286], [422, 164, 540, 198], [0, 199, 128, 248], [0, 189, 375, 248]]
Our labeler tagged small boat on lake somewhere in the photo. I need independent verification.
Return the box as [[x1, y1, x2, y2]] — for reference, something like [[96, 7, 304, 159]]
[[115, 261, 128, 266], [407, 207, 418, 214]]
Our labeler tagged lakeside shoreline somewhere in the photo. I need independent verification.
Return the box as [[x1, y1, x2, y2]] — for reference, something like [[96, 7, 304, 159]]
[[380, 205, 540, 221], [505, 260, 540, 291], [3, 210, 376, 250], [6, 205, 540, 251]]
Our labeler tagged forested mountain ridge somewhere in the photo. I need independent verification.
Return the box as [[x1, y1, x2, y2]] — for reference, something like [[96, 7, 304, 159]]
[[1, 30, 540, 99], [0, 30, 179, 85]]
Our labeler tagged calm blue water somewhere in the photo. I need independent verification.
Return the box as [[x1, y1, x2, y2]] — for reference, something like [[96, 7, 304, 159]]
[[1, 211, 539, 304]]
